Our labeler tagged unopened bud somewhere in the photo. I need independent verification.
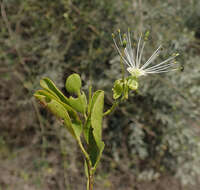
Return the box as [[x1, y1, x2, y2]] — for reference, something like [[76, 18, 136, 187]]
[[122, 39, 127, 48], [144, 30, 150, 41], [172, 53, 179, 57]]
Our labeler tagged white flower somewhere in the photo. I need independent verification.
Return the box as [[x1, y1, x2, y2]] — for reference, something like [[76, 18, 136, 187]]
[[112, 29, 180, 78]]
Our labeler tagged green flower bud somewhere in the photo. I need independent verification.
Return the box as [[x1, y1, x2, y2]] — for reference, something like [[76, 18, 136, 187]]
[[65, 73, 82, 95], [112, 79, 123, 100], [127, 77, 138, 91]]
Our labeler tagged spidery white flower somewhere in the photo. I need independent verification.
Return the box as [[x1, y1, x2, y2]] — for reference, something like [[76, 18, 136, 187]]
[[112, 29, 180, 78]]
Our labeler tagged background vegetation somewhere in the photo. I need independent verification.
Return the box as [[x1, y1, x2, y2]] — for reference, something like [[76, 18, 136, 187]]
[[1, 0, 200, 189]]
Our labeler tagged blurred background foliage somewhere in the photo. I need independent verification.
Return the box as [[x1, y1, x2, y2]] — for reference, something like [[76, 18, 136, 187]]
[[1, 0, 200, 189]]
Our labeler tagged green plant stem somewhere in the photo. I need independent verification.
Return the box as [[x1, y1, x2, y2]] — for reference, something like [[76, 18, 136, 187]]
[[78, 140, 90, 164], [120, 56, 125, 82], [77, 139, 94, 190], [86, 160, 94, 190], [103, 101, 119, 116]]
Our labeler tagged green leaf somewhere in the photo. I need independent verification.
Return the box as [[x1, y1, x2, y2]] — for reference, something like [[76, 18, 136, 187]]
[[34, 91, 82, 140], [112, 79, 123, 100], [84, 160, 89, 178], [87, 128, 99, 166], [72, 123, 82, 140], [34, 90, 81, 124], [84, 90, 105, 171], [47, 99, 82, 141], [45, 98, 74, 136], [35, 90, 59, 103], [68, 92, 87, 113], [83, 90, 100, 144], [87, 128, 104, 171], [40, 77, 69, 105], [87, 85, 92, 115], [83, 118, 91, 144], [90, 90, 104, 148], [93, 141, 104, 171], [65, 73, 82, 95], [89, 90, 102, 115]]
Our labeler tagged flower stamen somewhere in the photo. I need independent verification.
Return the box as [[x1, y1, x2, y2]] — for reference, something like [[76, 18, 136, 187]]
[[113, 29, 180, 78]]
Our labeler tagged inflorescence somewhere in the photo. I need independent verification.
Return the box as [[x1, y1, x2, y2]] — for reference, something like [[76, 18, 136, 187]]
[[112, 29, 181, 78]]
